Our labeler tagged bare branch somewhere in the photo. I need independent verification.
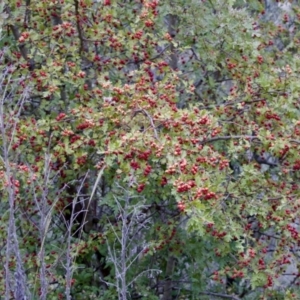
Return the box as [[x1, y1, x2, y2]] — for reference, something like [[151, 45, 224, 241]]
[[199, 291, 241, 300], [199, 135, 259, 145]]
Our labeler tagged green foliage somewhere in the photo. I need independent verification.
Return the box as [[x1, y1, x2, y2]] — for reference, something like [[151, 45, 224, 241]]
[[2, 0, 300, 299]]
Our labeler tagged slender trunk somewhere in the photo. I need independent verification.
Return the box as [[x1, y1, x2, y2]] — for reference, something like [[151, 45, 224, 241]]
[[120, 198, 129, 300], [162, 255, 175, 300]]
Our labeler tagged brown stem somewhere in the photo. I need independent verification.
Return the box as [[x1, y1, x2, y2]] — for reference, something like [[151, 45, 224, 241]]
[[162, 256, 175, 300], [74, 0, 88, 54]]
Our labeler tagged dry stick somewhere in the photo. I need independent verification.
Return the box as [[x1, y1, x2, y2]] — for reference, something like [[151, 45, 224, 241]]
[[117, 196, 151, 299], [199, 291, 241, 300], [36, 169, 71, 298], [0, 71, 29, 299], [106, 197, 131, 297], [106, 189, 161, 300], [120, 195, 129, 300], [64, 172, 89, 300], [37, 152, 54, 300], [65, 166, 106, 298], [141, 109, 160, 141], [80, 165, 106, 238], [1, 80, 12, 298], [105, 194, 131, 300]]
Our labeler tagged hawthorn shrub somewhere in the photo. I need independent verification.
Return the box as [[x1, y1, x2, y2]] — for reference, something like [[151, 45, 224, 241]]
[[1, 0, 300, 299]]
